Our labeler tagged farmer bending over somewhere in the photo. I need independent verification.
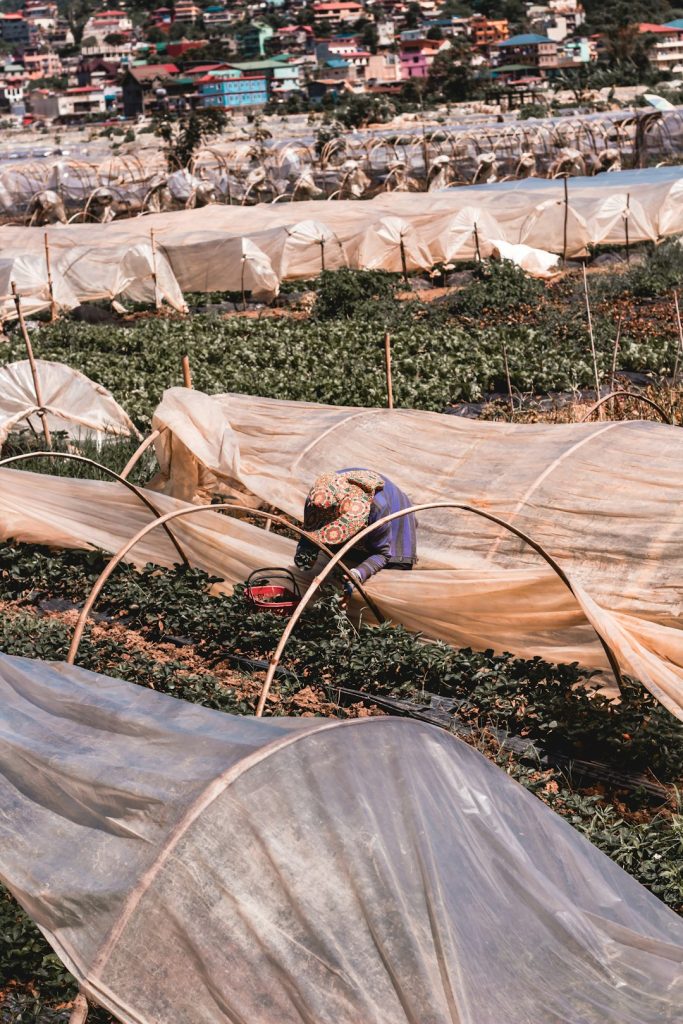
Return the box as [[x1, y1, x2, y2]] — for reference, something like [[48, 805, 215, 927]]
[[294, 469, 417, 591]]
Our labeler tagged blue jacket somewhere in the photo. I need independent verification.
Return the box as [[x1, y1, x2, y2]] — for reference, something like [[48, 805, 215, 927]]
[[296, 469, 417, 583]]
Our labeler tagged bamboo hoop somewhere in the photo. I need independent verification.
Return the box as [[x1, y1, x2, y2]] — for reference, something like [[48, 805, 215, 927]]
[[119, 429, 162, 481], [66, 504, 386, 667], [254, 502, 625, 717], [0, 451, 190, 566], [579, 391, 674, 424]]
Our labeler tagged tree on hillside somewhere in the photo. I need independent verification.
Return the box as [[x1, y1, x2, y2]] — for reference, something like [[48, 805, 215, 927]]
[[155, 107, 229, 170], [427, 43, 478, 102]]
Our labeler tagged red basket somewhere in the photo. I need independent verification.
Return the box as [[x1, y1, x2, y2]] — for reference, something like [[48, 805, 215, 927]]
[[245, 568, 301, 618]]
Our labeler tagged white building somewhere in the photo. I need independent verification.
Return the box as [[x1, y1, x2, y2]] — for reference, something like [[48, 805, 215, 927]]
[[30, 84, 106, 119]]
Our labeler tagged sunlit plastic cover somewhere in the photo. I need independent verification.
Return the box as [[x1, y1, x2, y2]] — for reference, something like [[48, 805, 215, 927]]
[[0, 652, 681, 1023]]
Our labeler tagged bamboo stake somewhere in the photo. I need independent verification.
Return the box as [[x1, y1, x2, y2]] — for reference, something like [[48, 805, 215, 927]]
[[43, 231, 57, 322], [502, 338, 514, 417], [150, 228, 160, 310], [562, 175, 569, 267], [673, 290, 683, 387], [384, 331, 394, 409], [399, 236, 408, 285], [473, 221, 481, 263], [610, 313, 623, 394], [582, 264, 602, 418], [11, 281, 51, 447], [182, 354, 192, 389], [624, 193, 631, 265], [240, 255, 247, 310]]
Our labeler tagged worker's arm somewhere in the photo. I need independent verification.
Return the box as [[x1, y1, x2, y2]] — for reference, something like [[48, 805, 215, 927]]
[[349, 520, 392, 583]]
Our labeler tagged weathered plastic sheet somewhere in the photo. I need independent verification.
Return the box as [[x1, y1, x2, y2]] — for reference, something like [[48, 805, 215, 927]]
[[158, 235, 279, 301], [1, 387, 682, 717], [57, 241, 187, 313], [151, 389, 683, 717], [0, 166, 680, 291], [1, 653, 681, 1024], [0, 253, 79, 319], [0, 359, 139, 443]]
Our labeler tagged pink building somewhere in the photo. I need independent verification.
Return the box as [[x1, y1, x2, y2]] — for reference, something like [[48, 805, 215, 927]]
[[399, 36, 447, 78]]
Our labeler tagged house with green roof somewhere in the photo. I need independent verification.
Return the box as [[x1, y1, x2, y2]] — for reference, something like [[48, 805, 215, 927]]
[[495, 33, 558, 75]]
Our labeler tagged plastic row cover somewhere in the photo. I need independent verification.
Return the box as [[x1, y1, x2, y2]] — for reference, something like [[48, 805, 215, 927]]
[[1, 653, 681, 1024], [151, 389, 683, 717], [0, 166, 681, 295], [0, 360, 139, 443], [0, 387, 681, 718]]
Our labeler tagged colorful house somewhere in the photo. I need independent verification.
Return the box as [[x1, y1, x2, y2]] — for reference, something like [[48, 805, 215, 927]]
[[399, 36, 448, 78], [198, 68, 268, 109]]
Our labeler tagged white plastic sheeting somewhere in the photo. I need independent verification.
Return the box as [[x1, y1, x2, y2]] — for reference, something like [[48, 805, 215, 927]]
[[1, 167, 682, 295], [250, 220, 346, 279], [0, 360, 139, 443], [0, 253, 79, 320], [0, 388, 682, 718], [158, 235, 279, 301], [1, 652, 682, 1024], [418, 206, 503, 262], [150, 389, 683, 718], [57, 241, 187, 313], [345, 215, 434, 273]]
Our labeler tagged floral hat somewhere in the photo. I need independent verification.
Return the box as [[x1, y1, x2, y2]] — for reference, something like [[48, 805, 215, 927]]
[[303, 470, 384, 547]]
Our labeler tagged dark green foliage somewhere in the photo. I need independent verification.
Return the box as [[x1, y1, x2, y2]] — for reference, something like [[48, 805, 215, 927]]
[[611, 239, 683, 299], [448, 259, 545, 316], [313, 268, 397, 320], [154, 107, 228, 171]]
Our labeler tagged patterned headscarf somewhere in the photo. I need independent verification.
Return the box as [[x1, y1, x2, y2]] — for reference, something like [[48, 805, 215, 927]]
[[302, 470, 384, 547]]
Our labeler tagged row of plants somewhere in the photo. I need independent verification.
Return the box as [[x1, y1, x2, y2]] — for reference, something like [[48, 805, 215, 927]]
[[6, 253, 683, 428]]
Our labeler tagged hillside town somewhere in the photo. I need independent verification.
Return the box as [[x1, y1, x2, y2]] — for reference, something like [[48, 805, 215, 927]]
[[0, 0, 680, 123]]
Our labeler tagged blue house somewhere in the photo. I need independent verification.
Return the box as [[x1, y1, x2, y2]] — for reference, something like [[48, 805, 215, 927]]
[[198, 69, 268, 109]]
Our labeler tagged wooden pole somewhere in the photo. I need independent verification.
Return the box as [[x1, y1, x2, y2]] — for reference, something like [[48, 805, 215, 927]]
[[582, 263, 602, 418], [502, 338, 514, 417], [150, 228, 160, 310], [11, 281, 51, 448], [562, 175, 569, 267], [624, 194, 631, 265], [43, 231, 57, 322], [181, 354, 192, 389], [673, 290, 683, 388], [473, 221, 481, 263], [610, 313, 623, 394], [384, 331, 394, 409], [399, 236, 408, 285], [240, 256, 247, 310]]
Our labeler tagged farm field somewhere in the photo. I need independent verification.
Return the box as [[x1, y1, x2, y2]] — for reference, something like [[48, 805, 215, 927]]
[[1, 245, 682, 1020]]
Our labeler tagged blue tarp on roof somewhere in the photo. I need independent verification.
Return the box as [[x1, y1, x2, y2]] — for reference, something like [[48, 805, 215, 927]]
[[498, 33, 551, 47]]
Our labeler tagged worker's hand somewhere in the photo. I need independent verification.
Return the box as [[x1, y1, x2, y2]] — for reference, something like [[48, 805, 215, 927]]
[[341, 569, 361, 609]]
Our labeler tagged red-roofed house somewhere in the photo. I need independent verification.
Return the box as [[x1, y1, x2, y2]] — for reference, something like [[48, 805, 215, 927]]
[[638, 22, 683, 69], [399, 36, 449, 78], [30, 83, 106, 119], [0, 12, 35, 46], [121, 62, 181, 116]]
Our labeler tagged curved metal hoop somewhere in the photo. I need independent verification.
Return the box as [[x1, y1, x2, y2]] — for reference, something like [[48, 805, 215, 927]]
[[255, 501, 625, 716], [66, 503, 386, 665], [580, 391, 674, 425], [0, 451, 190, 567]]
